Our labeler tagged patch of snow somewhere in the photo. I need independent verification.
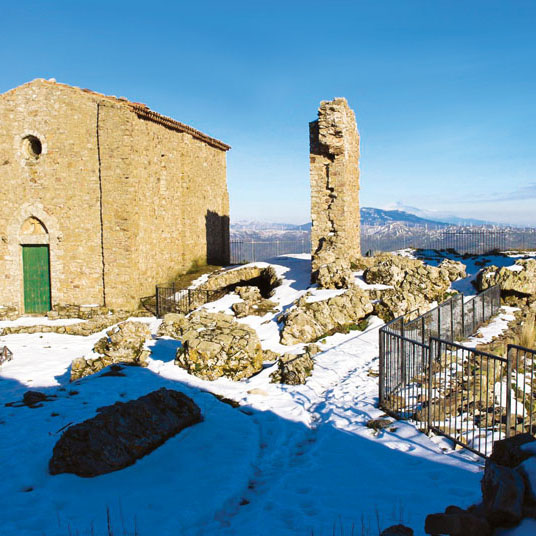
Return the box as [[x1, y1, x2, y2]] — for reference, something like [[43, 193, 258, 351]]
[[354, 272, 392, 291], [304, 288, 346, 303], [505, 264, 524, 272], [0, 316, 86, 329]]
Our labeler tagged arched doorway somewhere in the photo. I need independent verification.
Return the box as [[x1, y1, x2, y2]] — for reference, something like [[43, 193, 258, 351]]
[[21, 217, 51, 313]]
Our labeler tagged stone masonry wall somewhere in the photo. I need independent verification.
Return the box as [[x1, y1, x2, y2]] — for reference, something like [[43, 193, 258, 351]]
[[0, 79, 230, 312], [309, 98, 360, 287], [132, 116, 229, 303], [0, 81, 105, 310]]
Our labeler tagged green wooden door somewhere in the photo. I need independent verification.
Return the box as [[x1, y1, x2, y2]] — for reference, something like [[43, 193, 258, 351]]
[[22, 245, 51, 313]]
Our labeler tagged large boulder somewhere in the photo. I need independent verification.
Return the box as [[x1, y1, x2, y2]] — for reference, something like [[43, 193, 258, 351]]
[[49, 388, 202, 477], [280, 287, 373, 345], [481, 460, 525, 526], [489, 433, 536, 468], [425, 510, 491, 536], [71, 321, 151, 381], [478, 259, 536, 299], [175, 311, 265, 381]]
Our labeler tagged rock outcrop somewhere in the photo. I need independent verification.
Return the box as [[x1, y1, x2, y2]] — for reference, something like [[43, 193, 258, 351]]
[[439, 259, 467, 282], [478, 259, 536, 301], [280, 287, 372, 345], [174, 311, 265, 381], [0, 311, 131, 337], [363, 254, 453, 321], [363, 254, 451, 300], [70, 321, 151, 381], [200, 265, 280, 295], [49, 388, 202, 477], [270, 344, 320, 385], [231, 285, 278, 318]]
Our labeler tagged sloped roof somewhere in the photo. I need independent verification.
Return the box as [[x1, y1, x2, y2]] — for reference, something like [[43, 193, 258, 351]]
[[3, 79, 231, 151]]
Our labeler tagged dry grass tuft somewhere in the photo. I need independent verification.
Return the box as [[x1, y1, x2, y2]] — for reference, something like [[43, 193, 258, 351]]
[[518, 315, 536, 349]]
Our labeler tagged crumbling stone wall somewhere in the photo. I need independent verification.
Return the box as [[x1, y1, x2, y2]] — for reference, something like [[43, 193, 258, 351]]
[[0, 79, 230, 311], [309, 98, 360, 288]]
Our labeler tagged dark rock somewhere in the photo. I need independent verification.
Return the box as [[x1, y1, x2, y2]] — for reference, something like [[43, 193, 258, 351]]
[[481, 460, 524, 526], [425, 511, 491, 535], [522, 503, 536, 519], [444, 505, 465, 515], [489, 433, 536, 468], [23, 391, 50, 406], [49, 388, 202, 477], [380, 524, 414, 535], [517, 456, 536, 504]]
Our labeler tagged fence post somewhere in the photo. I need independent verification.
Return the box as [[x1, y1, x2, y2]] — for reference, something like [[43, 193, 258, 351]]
[[156, 286, 160, 318], [437, 304, 441, 340], [427, 339, 437, 434], [506, 345, 513, 439], [461, 296, 465, 339], [379, 330, 384, 405], [401, 321, 406, 385], [422, 316, 425, 346], [188, 290, 191, 312]]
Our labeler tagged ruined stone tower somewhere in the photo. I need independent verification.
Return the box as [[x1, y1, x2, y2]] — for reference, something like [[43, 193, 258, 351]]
[[310, 98, 360, 288]]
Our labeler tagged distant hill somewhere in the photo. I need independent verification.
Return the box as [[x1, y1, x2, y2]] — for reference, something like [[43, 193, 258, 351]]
[[360, 207, 447, 227], [231, 207, 447, 234]]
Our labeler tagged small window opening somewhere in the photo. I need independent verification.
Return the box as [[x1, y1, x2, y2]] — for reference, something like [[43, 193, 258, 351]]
[[23, 136, 42, 158]]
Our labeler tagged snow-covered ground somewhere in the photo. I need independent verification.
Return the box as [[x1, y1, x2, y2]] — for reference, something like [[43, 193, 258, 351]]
[[0, 252, 532, 535]]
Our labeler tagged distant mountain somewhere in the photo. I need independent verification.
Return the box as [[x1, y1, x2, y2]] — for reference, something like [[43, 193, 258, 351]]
[[360, 207, 447, 227], [383, 202, 502, 227], [231, 207, 447, 234]]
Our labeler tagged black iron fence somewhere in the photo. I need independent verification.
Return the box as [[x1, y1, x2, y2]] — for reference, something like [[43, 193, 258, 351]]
[[230, 239, 309, 264], [155, 286, 226, 317], [379, 285, 536, 457], [230, 228, 536, 264], [362, 229, 536, 255], [507, 345, 536, 437]]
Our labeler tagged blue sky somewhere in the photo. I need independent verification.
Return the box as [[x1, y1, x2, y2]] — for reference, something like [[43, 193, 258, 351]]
[[2, 1, 535, 225]]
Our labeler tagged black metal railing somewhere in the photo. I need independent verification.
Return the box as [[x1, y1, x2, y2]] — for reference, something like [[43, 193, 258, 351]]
[[230, 239, 309, 264], [387, 286, 501, 346], [155, 286, 226, 317], [507, 344, 536, 437], [427, 338, 509, 457], [378, 285, 536, 457], [230, 228, 536, 264]]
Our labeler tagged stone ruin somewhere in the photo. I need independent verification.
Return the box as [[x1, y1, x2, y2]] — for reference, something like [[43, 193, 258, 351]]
[[310, 97, 361, 289]]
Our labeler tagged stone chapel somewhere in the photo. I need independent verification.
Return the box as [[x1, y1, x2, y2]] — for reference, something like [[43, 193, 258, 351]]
[[0, 79, 230, 313]]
